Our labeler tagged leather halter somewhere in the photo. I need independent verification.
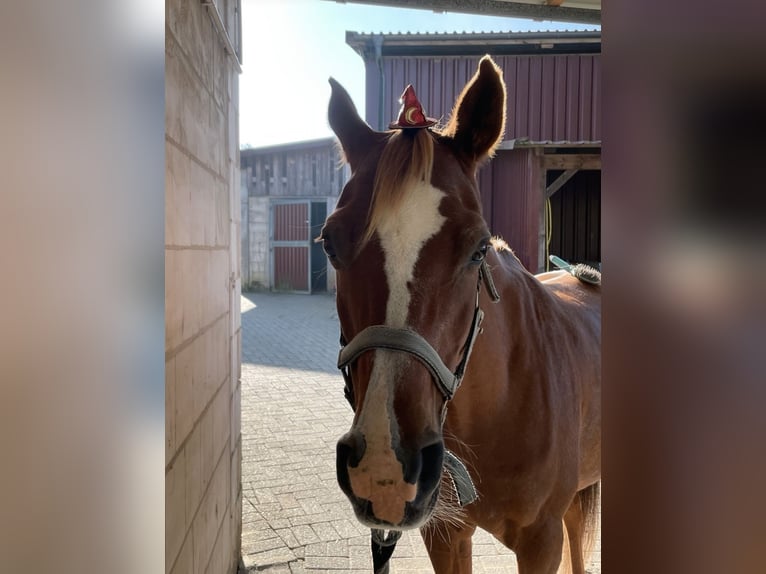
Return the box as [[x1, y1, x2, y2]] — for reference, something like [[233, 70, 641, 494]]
[[338, 259, 499, 405], [336, 258, 500, 574]]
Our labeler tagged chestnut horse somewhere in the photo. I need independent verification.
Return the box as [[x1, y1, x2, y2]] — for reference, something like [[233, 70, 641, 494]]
[[320, 56, 600, 574]]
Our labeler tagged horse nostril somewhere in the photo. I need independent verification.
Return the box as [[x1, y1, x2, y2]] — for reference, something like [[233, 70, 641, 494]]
[[417, 441, 445, 495], [337, 431, 366, 469]]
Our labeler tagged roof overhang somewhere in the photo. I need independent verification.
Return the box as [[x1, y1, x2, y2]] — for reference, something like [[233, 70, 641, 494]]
[[500, 139, 602, 149], [346, 30, 601, 57], [241, 137, 337, 155], [323, 0, 600, 25]]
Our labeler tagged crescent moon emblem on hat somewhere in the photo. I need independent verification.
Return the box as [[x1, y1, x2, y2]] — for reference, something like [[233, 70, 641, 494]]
[[405, 106, 418, 124]]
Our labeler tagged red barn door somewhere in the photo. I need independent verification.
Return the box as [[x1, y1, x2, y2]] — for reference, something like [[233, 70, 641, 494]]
[[271, 201, 310, 292]]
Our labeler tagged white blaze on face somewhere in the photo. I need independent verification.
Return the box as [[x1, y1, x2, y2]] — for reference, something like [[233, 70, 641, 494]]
[[348, 180, 446, 524], [378, 180, 447, 327]]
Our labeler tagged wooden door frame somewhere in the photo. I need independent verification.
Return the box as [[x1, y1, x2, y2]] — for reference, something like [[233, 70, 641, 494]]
[[535, 148, 602, 272]]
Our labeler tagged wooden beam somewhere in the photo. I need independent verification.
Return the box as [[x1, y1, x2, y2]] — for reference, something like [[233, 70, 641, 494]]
[[546, 169, 578, 198], [542, 154, 601, 170]]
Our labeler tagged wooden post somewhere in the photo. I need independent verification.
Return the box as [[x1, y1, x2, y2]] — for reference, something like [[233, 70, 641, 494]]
[[535, 148, 547, 273]]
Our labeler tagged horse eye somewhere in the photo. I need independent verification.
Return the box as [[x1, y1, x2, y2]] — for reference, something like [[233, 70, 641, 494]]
[[471, 244, 489, 262]]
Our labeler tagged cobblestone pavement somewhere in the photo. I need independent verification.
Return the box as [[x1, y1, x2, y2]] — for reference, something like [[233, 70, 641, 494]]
[[240, 292, 600, 573]]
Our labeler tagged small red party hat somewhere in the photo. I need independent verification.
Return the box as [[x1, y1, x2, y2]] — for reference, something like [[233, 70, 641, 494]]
[[388, 85, 437, 129]]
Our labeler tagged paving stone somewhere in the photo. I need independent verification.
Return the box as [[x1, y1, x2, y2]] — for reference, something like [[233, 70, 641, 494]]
[[305, 555, 349, 570], [310, 521, 340, 542], [276, 494, 301, 510], [389, 557, 435, 571], [289, 513, 327, 528], [472, 543, 500, 556], [242, 546, 296, 569], [324, 539, 349, 557], [275, 528, 301, 550], [330, 519, 366, 539], [291, 525, 320, 546], [347, 555, 373, 571], [244, 535, 285, 554]]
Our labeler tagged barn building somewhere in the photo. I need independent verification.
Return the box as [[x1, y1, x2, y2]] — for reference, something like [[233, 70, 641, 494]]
[[346, 30, 602, 272], [241, 138, 348, 293]]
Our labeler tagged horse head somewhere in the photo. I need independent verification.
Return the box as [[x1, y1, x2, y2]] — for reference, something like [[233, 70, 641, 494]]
[[322, 57, 506, 530]]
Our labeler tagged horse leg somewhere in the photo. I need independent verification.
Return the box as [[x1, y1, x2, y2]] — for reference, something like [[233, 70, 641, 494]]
[[514, 517, 565, 574], [421, 521, 476, 574], [563, 493, 586, 574], [564, 482, 600, 574]]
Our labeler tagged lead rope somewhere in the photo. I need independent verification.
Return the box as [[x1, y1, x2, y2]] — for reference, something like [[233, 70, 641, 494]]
[[371, 529, 402, 574]]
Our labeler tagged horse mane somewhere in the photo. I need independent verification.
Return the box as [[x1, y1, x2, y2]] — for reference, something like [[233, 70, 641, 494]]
[[362, 129, 435, 245]]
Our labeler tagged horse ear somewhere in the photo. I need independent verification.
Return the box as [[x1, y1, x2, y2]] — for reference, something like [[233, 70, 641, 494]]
[[328, 78, 376, 171], [443, 56, 506, 164]]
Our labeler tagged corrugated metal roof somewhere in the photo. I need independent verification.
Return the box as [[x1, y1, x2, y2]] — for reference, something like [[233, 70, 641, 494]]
[[240, 137, 336, 155], [352, 30, 601, 35], [346, 30, 600, 57], [500, 138, 602, 148]]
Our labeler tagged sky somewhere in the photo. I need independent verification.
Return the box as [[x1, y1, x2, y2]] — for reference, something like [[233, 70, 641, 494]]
[[239, 0, 598, 148]]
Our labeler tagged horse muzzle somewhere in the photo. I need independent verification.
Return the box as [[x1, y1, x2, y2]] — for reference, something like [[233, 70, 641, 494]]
[[336, 430, 444, 528]]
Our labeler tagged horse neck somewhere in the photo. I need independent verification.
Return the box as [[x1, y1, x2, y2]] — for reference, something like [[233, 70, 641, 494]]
[[442, 257, 562, 458], [480, 253, 561, 374]]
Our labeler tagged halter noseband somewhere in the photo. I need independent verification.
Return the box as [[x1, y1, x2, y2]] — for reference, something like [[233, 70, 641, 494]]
[[338, 295, 481, 403]]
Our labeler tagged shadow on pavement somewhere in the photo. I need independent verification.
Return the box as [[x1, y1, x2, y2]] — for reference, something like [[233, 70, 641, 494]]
[[241, 291, 340, 374]]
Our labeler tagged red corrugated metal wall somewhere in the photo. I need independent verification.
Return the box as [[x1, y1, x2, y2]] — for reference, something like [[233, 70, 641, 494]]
[[365, 52, 601, 273], [378, 54, 601, 142], [477, 149, 542, 271]]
